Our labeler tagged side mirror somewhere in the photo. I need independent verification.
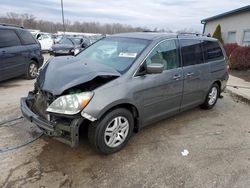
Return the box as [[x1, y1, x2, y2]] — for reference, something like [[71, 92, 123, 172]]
[[146, 63, 164, 74]]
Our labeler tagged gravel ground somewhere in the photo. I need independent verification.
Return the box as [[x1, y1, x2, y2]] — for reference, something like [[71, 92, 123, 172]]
[[0, 56, 250, 187]]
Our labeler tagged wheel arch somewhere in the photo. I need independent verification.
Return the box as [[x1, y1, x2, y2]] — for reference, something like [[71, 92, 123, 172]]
[[213, 80, 222, 93], [30, 57, 38, 64], [97, 102, 141, 133]]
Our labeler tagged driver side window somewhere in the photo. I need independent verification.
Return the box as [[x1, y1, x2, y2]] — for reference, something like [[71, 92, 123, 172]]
[[146, 40, 179, 70]]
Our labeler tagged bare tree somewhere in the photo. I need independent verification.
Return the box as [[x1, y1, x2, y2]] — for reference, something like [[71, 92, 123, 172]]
[[21, 13, 36, 28], [0, 12, 176, 34]]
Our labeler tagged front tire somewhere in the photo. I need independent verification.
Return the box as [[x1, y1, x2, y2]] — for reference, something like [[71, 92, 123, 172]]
[[26, 60, 38, 79], [88, 108, 134, 154], [201, 83, 220, 109]]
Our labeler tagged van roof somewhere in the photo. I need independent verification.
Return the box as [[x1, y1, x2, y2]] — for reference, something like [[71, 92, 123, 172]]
[[112, 32, 177, 40], [0, 23, 24, 30], [111, 32, 217, 41]]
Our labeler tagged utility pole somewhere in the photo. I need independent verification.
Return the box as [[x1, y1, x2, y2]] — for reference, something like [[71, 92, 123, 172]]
[[61, 0, 65, 33]]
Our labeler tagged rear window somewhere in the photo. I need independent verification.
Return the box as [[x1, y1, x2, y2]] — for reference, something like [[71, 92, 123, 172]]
[[59, 38, 74, 45], [180, 39, 203, 66], [202, 41, 224, 62], [18, 30, 37, 45], [0, 29, 21, 48]]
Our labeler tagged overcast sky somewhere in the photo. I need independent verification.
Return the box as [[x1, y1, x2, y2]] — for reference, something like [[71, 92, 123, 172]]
[[0, 0, 249, 32]]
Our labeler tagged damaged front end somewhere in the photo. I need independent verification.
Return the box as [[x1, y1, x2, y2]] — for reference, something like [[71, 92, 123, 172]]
[[21, 57, 120, 147], [21, 92, 84, 147]]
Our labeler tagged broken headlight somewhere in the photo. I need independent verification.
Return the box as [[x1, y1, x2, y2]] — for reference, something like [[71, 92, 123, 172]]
[[46, 92, 93, 115]]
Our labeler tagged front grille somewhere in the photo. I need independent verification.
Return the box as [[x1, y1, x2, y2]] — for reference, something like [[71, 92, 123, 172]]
[[31, 91, 54, 120]]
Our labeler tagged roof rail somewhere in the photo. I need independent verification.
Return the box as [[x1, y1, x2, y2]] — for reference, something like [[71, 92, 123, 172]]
[[177, 32, 210, 37], [0, 23, 24, 29]]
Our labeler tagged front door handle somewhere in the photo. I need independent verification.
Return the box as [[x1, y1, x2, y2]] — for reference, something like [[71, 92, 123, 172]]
[[186, 72, 194, 77], [173, 75, 181, 80]]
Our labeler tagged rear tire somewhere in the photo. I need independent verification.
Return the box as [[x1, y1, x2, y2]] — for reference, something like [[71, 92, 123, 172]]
[[26, 60, 38, 79], [201, 83, 220, 110], [88, 108, 134, 154]]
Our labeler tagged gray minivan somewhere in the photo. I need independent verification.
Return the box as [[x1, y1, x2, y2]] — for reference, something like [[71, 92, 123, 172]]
[[21, 32, 228, 154]]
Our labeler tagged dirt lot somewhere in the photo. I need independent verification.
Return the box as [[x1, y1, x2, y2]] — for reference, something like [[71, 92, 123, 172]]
[[1, 58, 250, 187]]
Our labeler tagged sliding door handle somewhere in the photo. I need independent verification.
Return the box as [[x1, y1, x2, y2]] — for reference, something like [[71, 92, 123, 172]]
[[173, 75, 181, 80], [186, 72, 194, 77]]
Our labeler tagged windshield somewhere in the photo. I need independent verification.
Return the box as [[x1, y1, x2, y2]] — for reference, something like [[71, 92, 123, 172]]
[[59, 38, 74, 45], [76, 37, 150, 74], [70, 38, 82, 45]]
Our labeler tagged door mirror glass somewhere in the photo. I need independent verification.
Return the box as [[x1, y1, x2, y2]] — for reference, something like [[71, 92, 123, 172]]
[[146, 63, 164, 74]]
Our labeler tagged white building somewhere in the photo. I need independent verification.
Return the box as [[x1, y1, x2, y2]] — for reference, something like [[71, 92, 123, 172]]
[[201, 5, 250, 45]]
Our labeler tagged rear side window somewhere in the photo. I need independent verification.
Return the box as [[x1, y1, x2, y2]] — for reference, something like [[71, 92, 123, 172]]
[[180, 39, 203, 66], [0, 29, 21, 48], [202, 41, 224, 62], [18, 30, 37, 45]]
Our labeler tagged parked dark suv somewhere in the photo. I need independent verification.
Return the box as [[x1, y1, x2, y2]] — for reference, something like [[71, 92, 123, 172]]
[[0, 24, 44, 82], [21, 32, 228, 154]]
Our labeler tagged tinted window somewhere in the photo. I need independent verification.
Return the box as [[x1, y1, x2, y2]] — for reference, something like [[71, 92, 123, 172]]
[[180, 39, 203, 66], [0, 29, 21, 48], [18, 30, 37, 45], [146, 40, 179, 70], [202, 41, 224, 62]]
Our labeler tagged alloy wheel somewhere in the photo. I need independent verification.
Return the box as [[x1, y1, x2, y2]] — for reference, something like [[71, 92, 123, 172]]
[[29, 63, 38, 78], [104, 116, 129, 148], [208, 87, 218, 105]]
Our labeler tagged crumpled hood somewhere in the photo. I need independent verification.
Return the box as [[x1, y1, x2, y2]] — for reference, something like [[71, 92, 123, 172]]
[[37, 56, 121, 95]]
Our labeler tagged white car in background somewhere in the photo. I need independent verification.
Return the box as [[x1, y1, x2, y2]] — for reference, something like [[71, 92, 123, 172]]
[[35, 33, 54, 51]]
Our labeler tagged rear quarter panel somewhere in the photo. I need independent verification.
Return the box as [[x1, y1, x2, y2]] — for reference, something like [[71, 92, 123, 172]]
[[203, 40, 228, 94], [25, 44, 44, 67], [209, 59, 229, 91], [210, 41, 229, 91]]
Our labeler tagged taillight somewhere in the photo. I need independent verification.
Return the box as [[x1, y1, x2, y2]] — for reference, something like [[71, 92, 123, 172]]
[[227, 64, 229, 74]]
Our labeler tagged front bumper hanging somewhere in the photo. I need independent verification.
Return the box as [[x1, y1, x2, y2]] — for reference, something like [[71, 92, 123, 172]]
[[20, 96, 84, 147]]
